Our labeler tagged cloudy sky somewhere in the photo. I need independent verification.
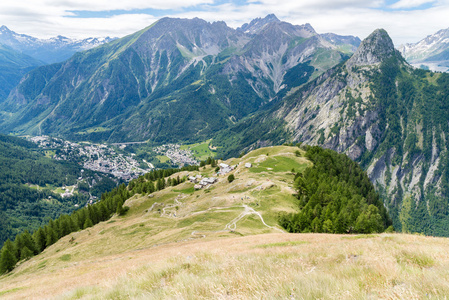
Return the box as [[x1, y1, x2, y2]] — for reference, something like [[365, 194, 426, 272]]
[[1, 0, 448, 45]]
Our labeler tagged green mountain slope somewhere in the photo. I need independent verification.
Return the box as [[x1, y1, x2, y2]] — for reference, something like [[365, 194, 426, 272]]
[[0, 135, 116, 247], [0, 16, 356, 143], [215, 29, 449, 236], [0, 44, 42, 101]]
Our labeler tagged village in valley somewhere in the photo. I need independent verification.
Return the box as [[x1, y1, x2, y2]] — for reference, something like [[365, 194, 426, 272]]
[[28, 136, 209, 181], [27, 136, 230, 199], [29, 136, 151, 181]]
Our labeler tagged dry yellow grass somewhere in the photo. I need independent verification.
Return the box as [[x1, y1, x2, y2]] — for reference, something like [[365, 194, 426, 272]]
[[2, 233, 449, 299], [1, 146, 449, 299]]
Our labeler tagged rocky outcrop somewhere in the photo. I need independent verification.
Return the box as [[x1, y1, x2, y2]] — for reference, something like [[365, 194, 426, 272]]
[[346, 29, 396, 68]]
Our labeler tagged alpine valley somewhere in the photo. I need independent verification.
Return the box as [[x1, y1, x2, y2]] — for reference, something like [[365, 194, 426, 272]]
[[0, 15, 359, 143], [1, 15, 448, 236], [2, 13, 449, 298]]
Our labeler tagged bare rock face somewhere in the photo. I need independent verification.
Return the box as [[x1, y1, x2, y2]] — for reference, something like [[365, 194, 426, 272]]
[[346, 29, 396, 68]]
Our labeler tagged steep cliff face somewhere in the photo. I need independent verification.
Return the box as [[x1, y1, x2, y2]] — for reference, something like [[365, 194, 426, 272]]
[[277, 29, 449, 235]]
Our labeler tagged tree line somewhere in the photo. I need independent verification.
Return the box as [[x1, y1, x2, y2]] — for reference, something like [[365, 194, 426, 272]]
[[279, 146, 392, 234]]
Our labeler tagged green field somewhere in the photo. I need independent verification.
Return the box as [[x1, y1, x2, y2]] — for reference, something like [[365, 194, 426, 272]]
[[249, 156, 309, 174], [157, 155, 170, 163], [180, 140, 216, 161]]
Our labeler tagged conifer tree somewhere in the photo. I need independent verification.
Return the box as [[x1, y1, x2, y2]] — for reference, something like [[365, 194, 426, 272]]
[[83, 217, 93, 229], [45, 226, 58, 247], [116, 203, 123, 216], [20, 246, 33, 260], [99, 202, 108, 221], [33, 227, 47, 253], [0, 247, 16, 274]]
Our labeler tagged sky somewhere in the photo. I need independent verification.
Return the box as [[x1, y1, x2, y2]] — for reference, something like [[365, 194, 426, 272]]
[[0, 0, 448, 45]]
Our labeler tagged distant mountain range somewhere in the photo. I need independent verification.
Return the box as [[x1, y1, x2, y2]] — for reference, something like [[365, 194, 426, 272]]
[[0, 26, 115, 102], [0, 44, 42, 101], [398, 27, 449, 72], [0, 15, 360, 143], [0, 25, 115, 64]]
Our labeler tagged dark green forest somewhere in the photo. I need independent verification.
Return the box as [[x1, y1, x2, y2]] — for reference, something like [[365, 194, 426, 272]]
[[280, 146, 392, 234], [0, 135, 116, 247]]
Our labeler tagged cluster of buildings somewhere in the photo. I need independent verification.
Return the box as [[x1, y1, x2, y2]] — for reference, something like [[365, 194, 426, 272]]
[[154, 144, 198, 166], [29, 135, 150, 180], [189, 175, 218, 190]]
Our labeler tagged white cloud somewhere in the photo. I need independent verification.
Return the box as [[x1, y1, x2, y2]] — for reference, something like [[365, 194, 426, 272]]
[[390, 0, 436, 9], [0, 0, 448, 45]]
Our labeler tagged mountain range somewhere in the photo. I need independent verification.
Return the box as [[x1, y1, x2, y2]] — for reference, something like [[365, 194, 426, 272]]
[[0, 44, 42, 102], [0, 15, 359, 143], [217, 28, 449, 235], [0, 25, 115, 64], [399, 27, 449, 72], [0, 26, 114, 103]]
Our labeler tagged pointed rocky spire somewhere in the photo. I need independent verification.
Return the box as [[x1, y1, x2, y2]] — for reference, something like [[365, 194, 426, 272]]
[[238, 14, 281, 34], [347, 29, 396, 68]]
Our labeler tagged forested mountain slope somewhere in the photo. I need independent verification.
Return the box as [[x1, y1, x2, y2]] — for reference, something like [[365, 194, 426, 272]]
[[0, 135, 116, 247], [0, 44, 42, 101]]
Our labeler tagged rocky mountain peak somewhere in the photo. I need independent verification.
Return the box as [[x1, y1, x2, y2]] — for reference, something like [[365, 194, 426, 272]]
[[238, 14, 281, 34], [347, 28, 396, 68]]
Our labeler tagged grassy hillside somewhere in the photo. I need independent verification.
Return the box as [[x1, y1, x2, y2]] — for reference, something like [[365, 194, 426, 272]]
[[1, 146, 445, 299]]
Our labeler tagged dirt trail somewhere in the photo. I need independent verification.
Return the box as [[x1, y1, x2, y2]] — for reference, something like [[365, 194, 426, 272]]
[[224, 205, 284, 233], [187, 204, 284, 240]]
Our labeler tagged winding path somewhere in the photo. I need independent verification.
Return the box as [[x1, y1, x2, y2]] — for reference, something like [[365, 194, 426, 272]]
[[224, 205, 284, 233]]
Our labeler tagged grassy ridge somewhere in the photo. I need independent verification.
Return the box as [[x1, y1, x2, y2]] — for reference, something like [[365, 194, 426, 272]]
[[0, 146, 414, 299]]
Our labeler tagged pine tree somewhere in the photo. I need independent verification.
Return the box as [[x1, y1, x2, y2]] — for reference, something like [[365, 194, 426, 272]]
[[45, 226, 58, 247], [33, 227, 47, 253], [83, 217, 93, 229], [99, 202, 108, 221], [0, 247, 16, 274], [156, 178, 164, 191], [76, 209, 87, 229], [116, 203, 123, 216], [20, 246, 33, 261], [59, 216, 71, 237], [147, 181, 155, 193]]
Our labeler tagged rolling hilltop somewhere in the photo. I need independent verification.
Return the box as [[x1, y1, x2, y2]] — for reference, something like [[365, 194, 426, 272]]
[[0, 146, 448, 299]]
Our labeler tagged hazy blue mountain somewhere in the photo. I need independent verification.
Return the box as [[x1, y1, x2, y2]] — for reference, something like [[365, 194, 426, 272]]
[[0, 44, 43, 101], [0, 25, 115, 64], [398, 27, 449, 72]]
